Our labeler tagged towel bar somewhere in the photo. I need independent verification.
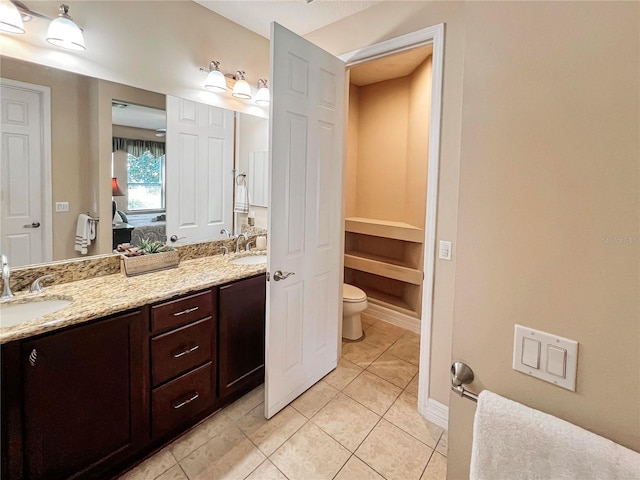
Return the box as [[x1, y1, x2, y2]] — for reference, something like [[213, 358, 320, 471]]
[[451, 361, 479, 402]]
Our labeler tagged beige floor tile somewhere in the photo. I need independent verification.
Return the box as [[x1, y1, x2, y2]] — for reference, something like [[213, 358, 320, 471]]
[[435, 430, 448, 456], [169, 411, 233, 460], [400, 330, 420, 344], [334, 456, 385, 480], [387, 337, 420, 366], [118, 446, 176, 480], [222, 384, 265, 422], [367, 351, 419, 388], [356, 419, 432, 480], [367, 321, 407, 338], [270, 423, 350, 480], [245, 459, 288, 480], [343, 371, 402, 415], [384, 391, 443, 448], [421, 452, 447, 480], [361, 313, 377, 327], [405, 373, 419, 397], [291, 380, 339, 418], [342, 341, 385, 368], [180, 425, 265, 480], [312, 392, 380, 452], [361, 327, 402, 350], [236, 405, 307, 456], [323, 357, 363, 391], [155, 464, 188, 480]]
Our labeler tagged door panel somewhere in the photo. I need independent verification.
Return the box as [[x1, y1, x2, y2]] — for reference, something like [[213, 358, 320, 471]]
[[265, 23, 345, 418], [166, 96, 233, 244]]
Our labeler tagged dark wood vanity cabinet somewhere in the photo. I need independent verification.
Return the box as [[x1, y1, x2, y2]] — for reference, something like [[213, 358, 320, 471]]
[[148, 289, 217, 439], [1, 309, 146, 480], [218, 274, 266, 400]]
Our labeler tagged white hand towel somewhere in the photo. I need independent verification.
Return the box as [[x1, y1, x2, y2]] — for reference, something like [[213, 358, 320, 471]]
[[234, 183, 250, 214], [74, 214, 92, 255], [470, 390, 640, 480]]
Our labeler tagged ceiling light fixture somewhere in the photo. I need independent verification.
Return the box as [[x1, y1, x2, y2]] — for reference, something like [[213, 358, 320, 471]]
[[0, 0, 25, 33], [201, 60, 227, 92], [255, 79, 270, 106], [231, 71, 251, 99], [46, 4, 85, 51]]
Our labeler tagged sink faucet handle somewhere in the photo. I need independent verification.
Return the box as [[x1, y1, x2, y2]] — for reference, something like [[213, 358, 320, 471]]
[[29, 274, 54, 294], [1, 254, 13, 300], [245, 240, 255, 251]]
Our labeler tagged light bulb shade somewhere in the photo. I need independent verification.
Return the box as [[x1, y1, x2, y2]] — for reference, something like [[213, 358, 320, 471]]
[[232, 79, 251, 99], [111, 177, 125, 196], [255, 86, 270, 105], [46, 7, 86, 51], [204, 69, 226, 92], [0, 0, 25, 33]]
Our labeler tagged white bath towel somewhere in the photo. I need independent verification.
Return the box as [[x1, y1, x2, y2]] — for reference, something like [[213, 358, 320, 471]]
[[74, 214, 96, 255], [234, 183, 250, 214], [470, 390, 640, 480]]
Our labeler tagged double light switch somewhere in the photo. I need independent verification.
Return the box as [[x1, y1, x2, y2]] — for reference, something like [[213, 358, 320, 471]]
[[513, 324, 578, 391]]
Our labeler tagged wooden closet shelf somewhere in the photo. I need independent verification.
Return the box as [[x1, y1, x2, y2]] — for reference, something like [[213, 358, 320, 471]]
[[344, 253, 422, 285], [345, 217, 424, 243], [363, 287, 420, 318]]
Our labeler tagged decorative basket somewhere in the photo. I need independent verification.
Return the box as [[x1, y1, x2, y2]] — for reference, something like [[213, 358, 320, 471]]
[[120, 250, 180, 277]]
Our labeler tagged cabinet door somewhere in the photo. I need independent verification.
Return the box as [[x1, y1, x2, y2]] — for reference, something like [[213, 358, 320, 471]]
[[218, 275, 266, 400], [21, 310, 145, 480]]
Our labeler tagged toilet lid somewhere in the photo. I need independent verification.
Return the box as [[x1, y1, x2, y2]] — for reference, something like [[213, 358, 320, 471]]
[[343, 283, 366, 302]]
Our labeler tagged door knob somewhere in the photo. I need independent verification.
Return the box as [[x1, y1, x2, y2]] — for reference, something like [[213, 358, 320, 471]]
[[273, 270, 295, 281], [23, 222, 41, 228], [170, 235, 186, 243]]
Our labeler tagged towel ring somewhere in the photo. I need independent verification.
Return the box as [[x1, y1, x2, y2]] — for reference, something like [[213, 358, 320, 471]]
[[236, 173, 247, 186]]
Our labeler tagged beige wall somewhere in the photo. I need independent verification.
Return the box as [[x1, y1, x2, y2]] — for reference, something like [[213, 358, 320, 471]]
[[309, 1, 640, 478]]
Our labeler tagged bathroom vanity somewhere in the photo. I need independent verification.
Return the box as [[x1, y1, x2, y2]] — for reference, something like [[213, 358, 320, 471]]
[[0, 254, 266, 479]]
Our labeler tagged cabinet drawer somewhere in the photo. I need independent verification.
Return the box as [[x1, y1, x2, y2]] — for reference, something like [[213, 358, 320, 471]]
[[151, 317, 213, 387], [151, 290, 213, 333], [152, 362, 214, 438]]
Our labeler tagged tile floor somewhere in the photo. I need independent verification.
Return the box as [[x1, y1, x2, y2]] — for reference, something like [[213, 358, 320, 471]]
[[119, 315, 448, 480]]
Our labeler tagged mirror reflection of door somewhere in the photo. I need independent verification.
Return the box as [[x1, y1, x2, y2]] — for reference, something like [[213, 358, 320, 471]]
[[111, 102, 167, 250], [0, 78, 52, 267]]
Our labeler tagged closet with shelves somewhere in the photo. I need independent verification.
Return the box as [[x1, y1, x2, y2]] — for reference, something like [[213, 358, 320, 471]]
[[344, 48, 433, 322]]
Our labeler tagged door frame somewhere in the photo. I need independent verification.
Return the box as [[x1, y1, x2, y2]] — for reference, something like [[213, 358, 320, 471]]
[[339, 23, 446, 428], [0, 78, 53, 264]]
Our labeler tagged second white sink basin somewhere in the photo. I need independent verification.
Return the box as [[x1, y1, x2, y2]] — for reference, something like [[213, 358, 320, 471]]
[[230, 255, 267, 266], [1, 298, 72, 328]]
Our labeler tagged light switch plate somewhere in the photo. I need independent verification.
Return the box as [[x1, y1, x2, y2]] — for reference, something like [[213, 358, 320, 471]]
[[513, 324, 578, 391], [438, 240, 452, 260], [55, 202, 69, 212]]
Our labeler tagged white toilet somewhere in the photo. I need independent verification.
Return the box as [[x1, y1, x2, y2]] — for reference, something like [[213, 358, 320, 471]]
[[342, 283, 368, 340]]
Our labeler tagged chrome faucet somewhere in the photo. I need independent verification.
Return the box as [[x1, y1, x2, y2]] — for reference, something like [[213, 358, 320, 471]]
[[235, 233, 248, 253], [29, 275, 54, 294], [220, 229, 231, 238], [245, 240, 255, 251], [1, 254, 14, 300]]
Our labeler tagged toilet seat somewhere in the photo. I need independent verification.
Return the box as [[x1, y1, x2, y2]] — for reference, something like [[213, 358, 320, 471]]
[[343, 283, 366, 303]]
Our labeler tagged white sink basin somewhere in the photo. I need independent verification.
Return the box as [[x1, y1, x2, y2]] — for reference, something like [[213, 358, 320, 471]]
[[0, 298, 72, 328], [230, 255, 267, 266]]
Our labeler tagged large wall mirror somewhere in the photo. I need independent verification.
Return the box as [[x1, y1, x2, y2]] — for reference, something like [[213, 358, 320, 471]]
[[0, 56, 269, 268]]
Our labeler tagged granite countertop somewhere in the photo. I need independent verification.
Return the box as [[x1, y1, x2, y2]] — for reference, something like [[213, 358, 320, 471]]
[[0, 251, 267, 345]]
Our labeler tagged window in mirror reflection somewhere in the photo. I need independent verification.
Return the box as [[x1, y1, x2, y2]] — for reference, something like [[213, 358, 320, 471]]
[[127, 150, 165, 211]]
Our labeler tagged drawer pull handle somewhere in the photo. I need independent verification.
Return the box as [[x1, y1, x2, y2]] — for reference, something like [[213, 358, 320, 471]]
[[173, 345, 200, 358], [173, 306, 199, 317], [173, 392, 199, 409]]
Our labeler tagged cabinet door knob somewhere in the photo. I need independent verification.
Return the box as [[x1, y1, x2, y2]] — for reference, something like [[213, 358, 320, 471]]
[[173, 345, 199, 358], [28, 348, 38, 366], [173, 306, 199, 317]]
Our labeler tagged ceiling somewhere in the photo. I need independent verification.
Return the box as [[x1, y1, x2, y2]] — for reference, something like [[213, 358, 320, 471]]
[[195, 0, 381, 39], [349, 44, 433, 86], [112, 103, 166, 131]]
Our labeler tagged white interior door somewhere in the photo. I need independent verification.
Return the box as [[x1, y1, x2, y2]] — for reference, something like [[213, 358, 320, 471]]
[[165, 96, 234, 245], [0, 79, 51, 267], [265, 23, 346, 418]]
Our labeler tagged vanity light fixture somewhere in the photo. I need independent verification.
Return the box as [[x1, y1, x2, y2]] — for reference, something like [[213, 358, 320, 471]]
[[201, 60, 227, 92], [0, 0, 25, 34], [46, 4, 85, 51], [1, 1, 86, 51], [231, 71, 251, 99], [255, 79, 270, 105]]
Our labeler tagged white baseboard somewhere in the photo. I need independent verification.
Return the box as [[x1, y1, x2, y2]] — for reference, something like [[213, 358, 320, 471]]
[[423, 397, 449, 430], [365, 304, 421, 334]]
